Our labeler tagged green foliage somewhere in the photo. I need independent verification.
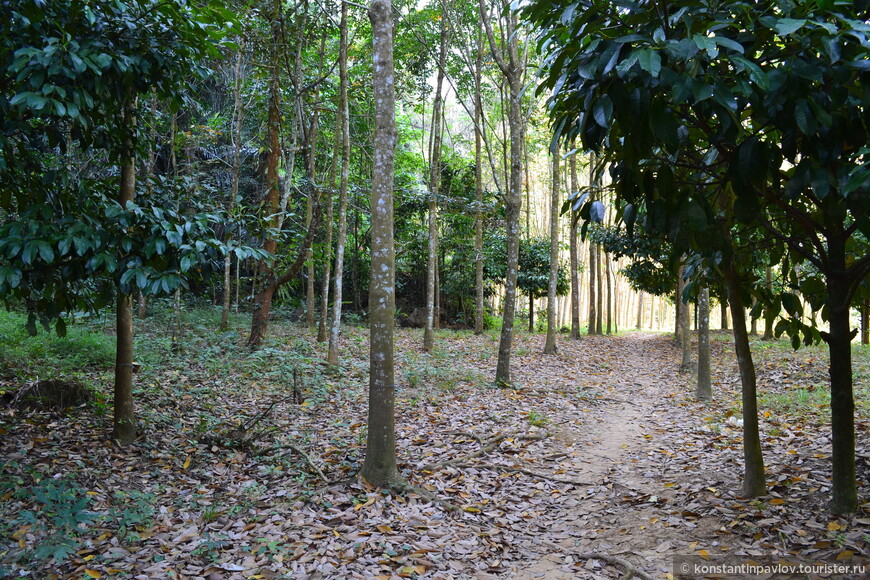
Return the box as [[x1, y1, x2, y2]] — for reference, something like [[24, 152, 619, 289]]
[[0, 309, 114, 380], [517, 238, 569, 300]]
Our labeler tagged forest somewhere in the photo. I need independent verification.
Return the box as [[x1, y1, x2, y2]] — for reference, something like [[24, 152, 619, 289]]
[[1, 0, 870, 578]]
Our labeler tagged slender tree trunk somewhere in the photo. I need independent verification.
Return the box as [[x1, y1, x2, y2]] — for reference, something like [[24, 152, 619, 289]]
[[697, 284, 711, 401], [528, 297, 534, 333], [862, 298, 869, 345], [762, 267, 775, 340], [361, 0, 401, 487], [473, 28, 485, 336], [222, 41, 244, 332], [425, 13, 448, 352], [114, 97, 137, 445], [679, 264, 693, 371], [750, 297, 758, 336], [720, 300, 729, 330], [636, 291, 644, 330], [328, 1, 351, 365], [545, 145, 560, 353], [317, 112, 340, 343], [605, 252, 612, 335], [724, 256, 766, 497], [137, 293, 147, 319], [569, 150, 580, 339], [595, 245, 603, 334], [588, 242, 597, 335], [481, 2, 524, 387]]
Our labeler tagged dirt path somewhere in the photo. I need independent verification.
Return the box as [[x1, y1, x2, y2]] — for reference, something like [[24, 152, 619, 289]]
[[501, 333, 717, 579]]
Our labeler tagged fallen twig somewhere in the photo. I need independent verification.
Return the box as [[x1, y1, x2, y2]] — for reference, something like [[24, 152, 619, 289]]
[[257, 443, 329, 483]]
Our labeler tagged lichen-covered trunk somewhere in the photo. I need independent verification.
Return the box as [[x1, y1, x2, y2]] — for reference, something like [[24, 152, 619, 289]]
[[697, 285, 711, 401], [361, 0, 401, 487], [114, 99, 137, 445], [545, 145, 560, 354], [724, 258, 766, 497]]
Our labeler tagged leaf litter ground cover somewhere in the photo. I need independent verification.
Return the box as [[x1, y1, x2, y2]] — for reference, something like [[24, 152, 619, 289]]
[[1, 316, 870, 579]]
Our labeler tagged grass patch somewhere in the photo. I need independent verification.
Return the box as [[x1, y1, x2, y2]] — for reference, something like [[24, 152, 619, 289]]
[[0, 310, 115, 382]]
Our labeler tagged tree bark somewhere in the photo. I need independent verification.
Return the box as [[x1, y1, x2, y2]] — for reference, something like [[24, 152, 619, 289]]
[[114, 97, 137, 445], [679, 264, 693, 372], [762, 266, 774, 340], [862, 298, 869, 345], [481, 1, 524, 387], [528, 297, 534, 333], [720, 300, 729, 330], [697, 284, 711, 401], [605, 252, 612, 335], [636, 291, 644, 330], [588, 242, 597, 335], [361, 0, 401, 487], [569, 150, 580, 339], [544, 144, 561, 354], [328, 4, 351, 364], [473, 27, 485, 336], [424, 10, 448, 352], [724, 257, 766, 497], [595, 244, 603, 334], [825, 249, 858, 513], [222, 41, 245, 332], [317, 103, 340, 343]]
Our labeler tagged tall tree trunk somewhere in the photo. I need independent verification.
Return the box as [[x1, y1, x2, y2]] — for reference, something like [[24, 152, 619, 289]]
[[569, 150, 580, 339], [222, 41, 245, 332], [473, 27, 485, 336], [720, 300, 729, 330], [750, 297, 758, 336], [361, 0, 401, 487], [137, 293, 147, 319], [588, 242, 597, 335], [679, 264, 693, 371], [825, 231, 858, 513], [724, 256, 766, 497], [248, 8, 283, 348], [636, 291, 644, 330], [545, 145, 560, 353], [481, 1, 524, 387], [697, 284, 711, 400], [328, 1, 351, 365], [605, 252, 612, 335], [114, 97, 137, 445], [595, 245, 603, 334], [317, 109, 340, 343], [425, 11, 448, 352], [528, 297, 535, 333]]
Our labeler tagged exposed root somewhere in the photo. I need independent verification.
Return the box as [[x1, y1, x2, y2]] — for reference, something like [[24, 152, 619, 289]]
[[421, 430, 546, 471], [574, 553, 655, 580], [387, 480, 461, 513]]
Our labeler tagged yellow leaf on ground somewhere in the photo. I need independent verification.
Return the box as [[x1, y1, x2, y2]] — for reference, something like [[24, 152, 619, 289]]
[[463, 506, 481, 513], [837, 550, 854, 560], [84, 570, 101, 579], [182, 456, 191, 470], [376, 525, 393, 533], [769, 498, 786, 505], [698, 550, 710, 560], [828, 521, 843, 531]]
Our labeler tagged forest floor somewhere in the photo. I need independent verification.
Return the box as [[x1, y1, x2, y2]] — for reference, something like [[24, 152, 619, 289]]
[[2, 308, 870, 579]]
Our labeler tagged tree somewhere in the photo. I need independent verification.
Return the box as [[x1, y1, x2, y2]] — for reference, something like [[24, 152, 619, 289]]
[[0, 0, 248, 444], [479, 0, 527, 386], [545, 143, 561, 353], [523, 0, 870, 511], [361, 0, 401, 487]]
